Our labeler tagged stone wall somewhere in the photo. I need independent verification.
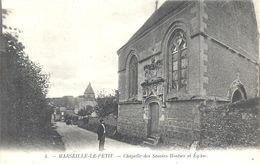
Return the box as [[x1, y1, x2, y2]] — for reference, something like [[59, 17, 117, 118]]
[[117, 100, 202, 145], [117, 98, 259, 148], [117, 1, 260, 101], [200, 98, 259, 148], [204, 0, 259, 99], [205, 0, 258, 61], [117, 103, 146, 138], [206, 39, 258, 99], [116, 0, 259, 147], [118, 2, 199, 101], [161, 100, 202, 146]]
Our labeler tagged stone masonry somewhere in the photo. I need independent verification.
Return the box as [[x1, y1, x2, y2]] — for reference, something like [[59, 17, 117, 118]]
[[117, 0, 259, 146]]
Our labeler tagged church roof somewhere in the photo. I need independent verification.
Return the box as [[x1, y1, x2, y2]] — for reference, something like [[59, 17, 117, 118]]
[[84, 83, 95, 95], [118, 0, 189, 52]]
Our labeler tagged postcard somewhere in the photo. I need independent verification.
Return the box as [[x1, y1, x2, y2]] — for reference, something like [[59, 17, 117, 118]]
[[0, 0, 259, 164]]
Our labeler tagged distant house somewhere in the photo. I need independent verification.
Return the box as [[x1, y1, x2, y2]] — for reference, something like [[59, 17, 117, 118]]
[[59, 107, 66, 121], [52, 106, 67, 121], [53, 107, 61, 121]]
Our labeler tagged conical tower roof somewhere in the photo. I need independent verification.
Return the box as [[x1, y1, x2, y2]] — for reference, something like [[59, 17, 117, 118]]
[[84, 83, 94, 95], [84, 82, 95, 100]]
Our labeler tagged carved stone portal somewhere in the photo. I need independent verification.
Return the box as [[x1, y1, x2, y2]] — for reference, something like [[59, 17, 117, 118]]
[[141, 57, 165, 123], [141, 57, 164, 98], [144, 57, 163, 81]]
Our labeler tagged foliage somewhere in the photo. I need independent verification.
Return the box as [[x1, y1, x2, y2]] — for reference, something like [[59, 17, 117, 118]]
[[62, 96, 76, 110], [96, 89, 118, 117], [0, 29, 51, 146], [200, 98, 259, 148], [49, 96, 75, 109], [78, 117, 117, 139], [78, 117, 143, 145], [78, 109, 88, 117]]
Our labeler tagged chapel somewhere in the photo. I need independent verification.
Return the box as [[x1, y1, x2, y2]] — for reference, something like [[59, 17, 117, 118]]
[[117, 0, 259, 145]]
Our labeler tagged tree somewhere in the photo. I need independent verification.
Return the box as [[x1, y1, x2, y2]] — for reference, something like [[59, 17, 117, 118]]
[[0, 22, 51, 146], [96, 90, 118, 117], [78, 108, 87, 117], [78, 105, 93, 117]]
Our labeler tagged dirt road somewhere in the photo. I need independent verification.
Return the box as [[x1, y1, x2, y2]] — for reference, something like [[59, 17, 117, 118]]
[[56, 122, 145, 152]]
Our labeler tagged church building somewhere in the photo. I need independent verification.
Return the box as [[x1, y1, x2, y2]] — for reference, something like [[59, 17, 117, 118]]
[[117, 0, 259, 145], [74, 83, 97, 116]]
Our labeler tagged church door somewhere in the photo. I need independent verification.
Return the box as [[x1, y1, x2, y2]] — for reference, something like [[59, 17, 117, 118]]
[[148, 102, 159, 137]]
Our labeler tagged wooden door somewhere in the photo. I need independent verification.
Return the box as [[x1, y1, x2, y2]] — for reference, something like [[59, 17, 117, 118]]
[[148, 102, 159, 137]]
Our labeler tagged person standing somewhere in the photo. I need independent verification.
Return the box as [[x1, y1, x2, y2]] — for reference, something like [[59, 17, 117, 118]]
[[97, 119, 106, 151]]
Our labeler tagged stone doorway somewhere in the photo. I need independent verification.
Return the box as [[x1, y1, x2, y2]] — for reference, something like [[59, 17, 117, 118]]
[[147, 102, 159, 137]]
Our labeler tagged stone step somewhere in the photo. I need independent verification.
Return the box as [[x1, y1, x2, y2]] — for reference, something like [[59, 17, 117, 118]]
[[150, 136, 160, 140], [146, 137, 157, 143], [142, 136, 160, 147], [143, 141, 155, 146]]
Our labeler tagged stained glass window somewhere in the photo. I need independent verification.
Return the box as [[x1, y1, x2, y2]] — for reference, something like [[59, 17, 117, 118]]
[[129, 56, 138, 97], [169, 29, 188, 91]]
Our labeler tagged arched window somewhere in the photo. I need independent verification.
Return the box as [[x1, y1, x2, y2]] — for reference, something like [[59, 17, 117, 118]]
[[231, 90, 243, 103], [129, 56, 138, 97], [168, 29, 188, 92], [231, 87, 247, 103], [228, 79, 247, 103]]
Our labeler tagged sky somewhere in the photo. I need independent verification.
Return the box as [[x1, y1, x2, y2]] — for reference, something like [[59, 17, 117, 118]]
[[2, 0, 260, 98]]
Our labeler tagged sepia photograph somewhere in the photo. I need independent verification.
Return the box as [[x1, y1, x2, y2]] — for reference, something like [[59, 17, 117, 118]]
[[0, 0, 260, 163]]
